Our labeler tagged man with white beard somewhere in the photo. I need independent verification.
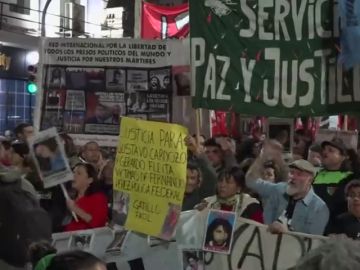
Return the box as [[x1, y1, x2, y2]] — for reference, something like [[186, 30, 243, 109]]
[[246, 140, 329, 235]]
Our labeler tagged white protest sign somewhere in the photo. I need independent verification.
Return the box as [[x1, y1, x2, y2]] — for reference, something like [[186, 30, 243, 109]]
[[52, 211, 327, 270], [315, 129, 358, 150], [28, 127, 73, 188]]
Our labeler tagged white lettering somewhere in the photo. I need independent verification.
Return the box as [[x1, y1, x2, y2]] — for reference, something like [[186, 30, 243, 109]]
[[299, 59, 315, 106], [263, 48, 280, 106], [240, 0, 256, 38], [191, 38, 205, 97], [240, 58, 256, 103]]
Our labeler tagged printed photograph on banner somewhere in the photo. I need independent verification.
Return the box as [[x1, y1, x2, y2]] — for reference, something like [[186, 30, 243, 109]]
[[127, 69, 149, 92], [106, 69, 126, 91], [267, 118, 294, 153], [159, 203, 181, 240], [112, 191, 130, 226], [46, 66, 66, 89], [148, 114, 170, 123], [105, 230, 129, 255], [65, 90, 86, 111], [41, 110, 64, 130], [126, 114, 148, 120], [146, 93, 169, 114], [69, 233, 93, 250], [182, 250, 205, 270], [28, 128, 73, 188], [45, 90, 66, 109], [203, 210, 236, 254], [85, 92, 126, 131], [65, 67, 105, 90], [126, 92, 148, 113], [149, 68, 172, 91], [175, 72, 190, 96], [63, 111, 85, 134]]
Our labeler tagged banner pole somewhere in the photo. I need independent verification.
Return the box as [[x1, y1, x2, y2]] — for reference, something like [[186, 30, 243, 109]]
[[195, 109, 201, 145], [343, 115, 348, 131]]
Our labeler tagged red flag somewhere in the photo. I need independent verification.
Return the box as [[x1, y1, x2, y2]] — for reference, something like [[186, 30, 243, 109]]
[[141, 2, 189, 39]]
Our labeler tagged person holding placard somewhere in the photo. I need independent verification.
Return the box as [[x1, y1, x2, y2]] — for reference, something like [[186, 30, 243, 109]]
[[196, 167, 263, 223], [64, 163, 108, 232]]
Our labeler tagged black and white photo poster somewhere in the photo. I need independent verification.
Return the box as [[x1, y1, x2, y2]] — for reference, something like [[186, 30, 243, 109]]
[[38, 38, 189, 147]]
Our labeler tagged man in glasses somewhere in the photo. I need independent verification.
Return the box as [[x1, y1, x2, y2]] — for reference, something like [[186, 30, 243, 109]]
[[328, 180, 360, 239]]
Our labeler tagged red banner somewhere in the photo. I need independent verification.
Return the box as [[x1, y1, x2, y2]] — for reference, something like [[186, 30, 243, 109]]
[[141, 2, 189, 39]]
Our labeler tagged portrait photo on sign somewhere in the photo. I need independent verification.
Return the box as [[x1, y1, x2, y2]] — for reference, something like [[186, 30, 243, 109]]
[[46, 66, 66, 89], [41, 110, 64, 130], [126, 92, 148, 113], [65, 90, 86, 111], [267, 118, 294, 153], [203, 210, 236, 254], [65, 67, 105, 90], [45, 90, 66, 109], [63, 111, 85, 134], [149, 68, 172, 91], [106, 68, 126, 91], [69, 233, 93, 250], [105, 230, 129, 254], [182, 250, 205, 270], [127, 69, 149, 92], [85, 92, 125, 125], [159, 203, 181, 240], [112, 191, 130, 226], [28, 128, 72, 188]]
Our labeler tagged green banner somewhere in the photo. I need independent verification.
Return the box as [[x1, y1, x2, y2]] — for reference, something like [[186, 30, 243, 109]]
[[190, 0, 360, 117]]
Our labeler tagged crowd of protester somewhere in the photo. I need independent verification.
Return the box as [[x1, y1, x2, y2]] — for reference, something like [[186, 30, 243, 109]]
[[2, 122, 360, 269]]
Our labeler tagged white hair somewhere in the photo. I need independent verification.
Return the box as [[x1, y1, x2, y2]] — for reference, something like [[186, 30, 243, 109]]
[[294, 238, 360, 270]]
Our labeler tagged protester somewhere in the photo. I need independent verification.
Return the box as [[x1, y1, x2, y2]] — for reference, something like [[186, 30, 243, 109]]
[[64, 163, 108, 231], [328, 180, 360, 239], [59, 133, 81, 168], [203, 137, 238, 176], [10, 140, 30, 172], [0, 138, 12, 167], [29, 241, 106, 270], [262, 160, 280, 183], [197, 166, 263, 223], [292, 238, 360, 270], [236, 138, 261, 163], [183, 135, 217, 211], [0, 172, 51, 270], [81, 142, 107, 177], [307, 143, 322, 168], [246, 140, 329, 235], [313, 138, 358, 233], [14, 123, 34, 141]]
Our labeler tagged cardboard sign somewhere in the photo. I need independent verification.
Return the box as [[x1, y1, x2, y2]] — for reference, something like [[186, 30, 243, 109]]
[[113, 117, 188, 239]]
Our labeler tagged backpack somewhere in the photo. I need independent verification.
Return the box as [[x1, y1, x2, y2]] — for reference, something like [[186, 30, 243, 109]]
[[0, 176, 52, 267]]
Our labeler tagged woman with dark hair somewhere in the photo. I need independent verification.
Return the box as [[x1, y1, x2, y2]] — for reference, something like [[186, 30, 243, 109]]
[[204, 218, 232, 250], [197, 167, 263, 223], [64, 163, 108, 232], [29, 241, 106, 270]]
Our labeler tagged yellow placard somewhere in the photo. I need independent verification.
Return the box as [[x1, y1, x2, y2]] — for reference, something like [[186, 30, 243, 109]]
[[113, 117, 188, 239]]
